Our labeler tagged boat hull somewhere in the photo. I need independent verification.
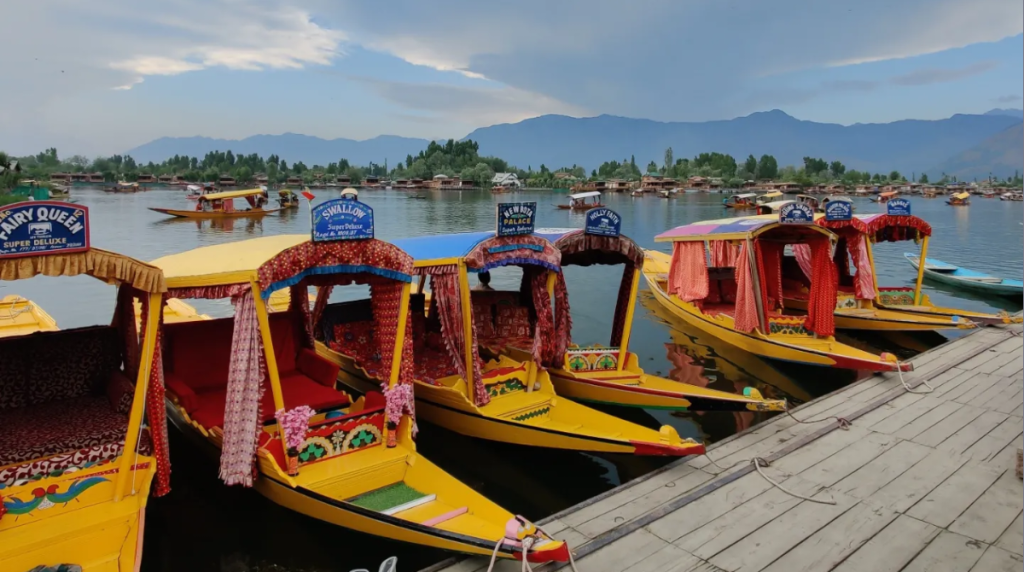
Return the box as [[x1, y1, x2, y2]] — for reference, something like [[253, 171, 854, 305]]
[[782, 296, 976, 331], [906, 254, 1023, 297], [149, 207, 281, 219]]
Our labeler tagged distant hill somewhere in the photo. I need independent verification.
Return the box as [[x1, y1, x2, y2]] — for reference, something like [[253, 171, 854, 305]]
[[126, 133, 431, 167], [928, 123, 1024, 180], [985, 108, 1024, 119], [462, 111, 1023, 175]]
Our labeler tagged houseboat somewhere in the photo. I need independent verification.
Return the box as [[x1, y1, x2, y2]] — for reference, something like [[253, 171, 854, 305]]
[[685, 177, 708, 191], [150, 187, 278, 219], [218, 175, 237, 187], [88, 172, 105, 184], [255, 174, 269, 186], [137, 174, 157, 186], [605, 179, 632, 192], [158, 174, 174, 185], [105, 182, 139, 193], [69, 173, 89, 185], [149, 228, 571, 563], [0, 201, 171, 571], [640, 175, 676, 193], [947, 191, 970, 206], [286, 176, 304, 186], [363, 176, 381, 189], [49, 173, 71, 184]]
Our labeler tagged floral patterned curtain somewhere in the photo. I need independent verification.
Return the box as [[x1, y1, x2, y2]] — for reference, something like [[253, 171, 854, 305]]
[[527, 269, 554, 367], [552, 271, 572, 363], [847, 234, 876, 300], [369, 278, 417, 432], [431, 271, 489, 406], [755, 240, 784, 311], [218, 289, 266, 487], [138, 295, 171, 496], [312, 285, 335, 341]]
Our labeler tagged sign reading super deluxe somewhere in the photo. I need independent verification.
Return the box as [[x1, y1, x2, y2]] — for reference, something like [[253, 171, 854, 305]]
[[778, 202, 815, 224], [0, 202, 90, 258], [585, 207, 622, 237], [312, 198, 374, 241], [496, 202, 536, 237]]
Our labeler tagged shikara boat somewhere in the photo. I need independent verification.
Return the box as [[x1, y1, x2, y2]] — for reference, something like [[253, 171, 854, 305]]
[[0, 294, 59, 338], [947, 191, 970, 206], [645, 212, 913, 372], [315, 226, 705, 457], [480, 223, 785, 412], [0, 201, 170, 571], [780, 211, 987, 330], [149, 187, 280, 219], [149, 216, 570, 563], [558, 191, 604, 210], [184, 183, 217, 200], [756, 199, 796, 215], [906, 254, 1024, 299], [754, 191, 783, 206], [277, 188, 301, 209], [723, 193, 757, 209], [105, 182, 139, 193]]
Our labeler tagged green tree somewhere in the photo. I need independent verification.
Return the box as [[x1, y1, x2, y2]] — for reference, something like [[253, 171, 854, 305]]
[[664, 147, 674, 173], [646, 160, 659, 174], [744, 155, 757, 176], [756, 155, 778, 180], [0, 152, 22, 191], [888, 170, 901, 181], [802, 157, 828, 176], [829, 161, 846, 179], [918, 173, 929, 184]]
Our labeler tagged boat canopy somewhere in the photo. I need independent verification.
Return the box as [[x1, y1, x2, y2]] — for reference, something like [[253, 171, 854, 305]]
[[824, 196, 853, 203], [758, 200, 796, 212], [952, 191, 970, 200], [0, 247, 166, 292], [393, 231, 561, 273], [879, 191, 898, 198], [761, 191, 783, 198], [733, 193, 756, 199], [200, 187, 267, 201], [186, 184, 202, 192], [540, 228, 645, 268], [815, 213, 931, 242], [569, 191, 602, 200], [655, 214, 834, 243]]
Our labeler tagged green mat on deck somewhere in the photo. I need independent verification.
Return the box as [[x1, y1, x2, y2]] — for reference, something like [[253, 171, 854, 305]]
[[348, 483, 426, 512]]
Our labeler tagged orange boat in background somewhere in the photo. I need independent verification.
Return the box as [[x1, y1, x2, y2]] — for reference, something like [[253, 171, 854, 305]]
[[150, 188, 280, 219]]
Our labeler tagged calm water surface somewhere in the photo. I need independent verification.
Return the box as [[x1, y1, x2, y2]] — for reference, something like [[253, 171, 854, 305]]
[[9, 188, 1020, 571]]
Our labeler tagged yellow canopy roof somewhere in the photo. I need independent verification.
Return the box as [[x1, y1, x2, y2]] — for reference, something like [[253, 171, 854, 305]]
[[762, 191, 783, 198], [150, 234, 307, 288], [952, 191, 970, 199], [200, 187, 266, 201]]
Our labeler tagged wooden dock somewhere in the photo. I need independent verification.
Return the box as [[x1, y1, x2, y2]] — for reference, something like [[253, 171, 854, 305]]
[[425, 325, 1023, 572]]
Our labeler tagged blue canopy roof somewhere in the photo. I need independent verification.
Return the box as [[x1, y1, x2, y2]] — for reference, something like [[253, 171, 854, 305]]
[[391, 231, 494, 262]]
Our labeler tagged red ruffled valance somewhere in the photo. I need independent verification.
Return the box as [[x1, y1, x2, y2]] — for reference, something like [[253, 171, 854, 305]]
[[817, 215, 931, 242], [464, 235, 561, 273], [258, 239, 414, 298], [553, 230, 644, 268]]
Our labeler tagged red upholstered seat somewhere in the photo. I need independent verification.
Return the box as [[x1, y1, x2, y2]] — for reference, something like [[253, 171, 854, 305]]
[[188, 373, 350, 429], [0, 396, 130, 467]]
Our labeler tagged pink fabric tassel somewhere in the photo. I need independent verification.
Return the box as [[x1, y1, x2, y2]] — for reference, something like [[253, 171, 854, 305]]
[[219, 290, 266, 487]]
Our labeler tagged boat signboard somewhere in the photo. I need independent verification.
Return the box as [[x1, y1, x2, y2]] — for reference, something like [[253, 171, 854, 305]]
[[0, 201, 90, 258], [778, 202, 815, 224], [887, 198, 912, 216], [824, 200, 853, 221], [496, 202, 536, 237], [585, 207, 621, 237], [312, 198, 374, 241]]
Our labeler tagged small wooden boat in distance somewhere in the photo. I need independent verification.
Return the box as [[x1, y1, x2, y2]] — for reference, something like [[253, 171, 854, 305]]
[[559, 190, 604, 210], [150, 187, 280, 219], [906, 254, 1023, 297], [946, 191, 971, 206], [723, 193, 757, 209]]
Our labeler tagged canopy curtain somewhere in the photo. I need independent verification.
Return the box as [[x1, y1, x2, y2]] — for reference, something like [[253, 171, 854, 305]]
[[552, 271, 572, 362], [669, 242, 709, 302], [114, 285, 140, 382], [312, 285, 335, 341], [793, 244, 813, 280], [138, 294, 172, 496], [0, 248, 165, 293], [289, 284, 314, 348], [609, 265, 634, 347], [710, 240, 739, 267], [430, 269, 489, 406], [369, 278, 417, 432], [805, 236, 838, 337], [733, 243, 760, 333], [754, 240, 784, 311], [847, 234, 876, 300]]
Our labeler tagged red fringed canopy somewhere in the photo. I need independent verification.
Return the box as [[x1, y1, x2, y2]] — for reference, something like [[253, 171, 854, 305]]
[[817, 215, 931, 243], [257, 239, 414, 298], [464, 234, 561, 273], [553, 230, 644, 268]]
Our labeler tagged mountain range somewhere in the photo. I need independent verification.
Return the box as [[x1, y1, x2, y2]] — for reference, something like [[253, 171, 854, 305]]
[[126, 109, 1024, 179]]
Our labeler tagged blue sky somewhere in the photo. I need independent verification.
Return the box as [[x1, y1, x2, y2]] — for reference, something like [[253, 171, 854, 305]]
[[1, 0, 1021, 156]]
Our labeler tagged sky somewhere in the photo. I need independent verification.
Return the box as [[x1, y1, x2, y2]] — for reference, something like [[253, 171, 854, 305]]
[[1, 0, 1021, 156]]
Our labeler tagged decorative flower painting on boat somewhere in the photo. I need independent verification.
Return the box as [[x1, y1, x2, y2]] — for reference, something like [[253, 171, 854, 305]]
[[1, 476, 108, 517]]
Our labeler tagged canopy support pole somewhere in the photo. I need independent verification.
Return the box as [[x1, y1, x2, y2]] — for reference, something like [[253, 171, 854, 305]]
[[388, 283, 412, 389], [864, 237, 882, 304], [746, 239, 769, 334], [457, 263, 476, 405], [115, 291, 160, 502], [252, 280, 290, 466], [914, 236, 930, 305], [617, 268, 641, 371]]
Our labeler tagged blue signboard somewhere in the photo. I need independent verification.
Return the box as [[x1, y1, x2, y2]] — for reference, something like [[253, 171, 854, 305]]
[[312, 198, 374, 241], [0, 202, 90, 258], [824, 200, 853, 221], [496, 202, 536, 237], [585, 207, 622, 237], [887, 198, 912, 216], [778, 202, 815, 224]]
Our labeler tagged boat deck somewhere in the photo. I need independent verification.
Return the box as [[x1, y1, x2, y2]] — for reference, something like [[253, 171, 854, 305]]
[[424, 324, 1023, 571]]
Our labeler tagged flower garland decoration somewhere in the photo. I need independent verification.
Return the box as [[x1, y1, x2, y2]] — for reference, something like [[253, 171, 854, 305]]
[[382, 383, 416, 446], [275, 405, 316, 455]]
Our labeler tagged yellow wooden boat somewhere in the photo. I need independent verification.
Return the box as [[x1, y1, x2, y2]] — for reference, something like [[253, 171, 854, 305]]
[[0, 294, 59, 338], [0, 201, 170, 571], [477, 224, 785, 412], [149, 220, 571, 563], [810, 211, 1021, 327], [149, 187, 281, 219], [315, 226, 705, 457], [646, 211, 913, 372]]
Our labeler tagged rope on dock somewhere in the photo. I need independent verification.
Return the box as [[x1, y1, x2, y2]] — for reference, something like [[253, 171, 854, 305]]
[[785, 409, 851, 430], [485, 525, 581, 572], [896, 359, 934, 394], [700, 455, 838, 505]]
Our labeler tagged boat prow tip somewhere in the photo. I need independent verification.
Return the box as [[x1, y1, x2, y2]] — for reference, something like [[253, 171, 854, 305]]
[[631, 439, 706, 457], [513, 541, 572, 563]]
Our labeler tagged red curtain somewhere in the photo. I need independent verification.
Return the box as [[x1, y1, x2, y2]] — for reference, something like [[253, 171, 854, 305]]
[[312, 285, 334, 339], [669, 242, 709, 302], [847, 234, 876, 300], [792, 244, 813, 280], [138, 294, 171, 497], [369, 279, 417, 432], [431, 273, 489, 406], [219, 289, 266, 487], [289, 284, 314, 348], [552, 272, 572, 363], [805, 237, 838, 336], [733, 243, 759, 333], [610, 265, 635, 346], [710, 240, 739, 267], [755, 240, 783, 311]]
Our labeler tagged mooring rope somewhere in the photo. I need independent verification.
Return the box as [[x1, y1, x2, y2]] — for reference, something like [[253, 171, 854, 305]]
[[896, 358, 933, 394], [701, 454, 837, 505], [485, 524, 581, 572]]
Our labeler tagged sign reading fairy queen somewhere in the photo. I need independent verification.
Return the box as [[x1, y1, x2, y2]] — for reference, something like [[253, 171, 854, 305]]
[[778, 202, 815, 224], [585, 207, 622, 237], [312, 198, 374, 241], [0, 201, 90, 258], [496, 202, 536, 237]]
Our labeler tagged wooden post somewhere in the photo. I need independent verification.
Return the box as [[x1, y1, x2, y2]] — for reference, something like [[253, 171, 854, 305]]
[[616, 268, 641, 371], [913, 236, 930, 305], [745, 239, 769, 334], [251, 281, 289, 464], [457, 263, 476, 405], [388, 283, 412, 389], [114, 291, 160, 502]]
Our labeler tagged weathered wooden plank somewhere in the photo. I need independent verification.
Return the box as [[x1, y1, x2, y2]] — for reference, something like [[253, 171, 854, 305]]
[[949, 469, 1022, 543], [992, 359, 1024, 379], [906, 462, 1004, 528], [854, 392, 922, 427], [925, 366, 974, 391], [771, 426, 873, 476], [673, 476, 823, 559], [541, 519, 589, 550], [937, 373, 991, 403], [708, 491, 856, 572], [955, 374, 1006, 405], [867, 449, 970, 513], [914, 404, 986, 447], [995, 511, 1023, 556], [829, 514, 940, 572], [797, 431, 898, 487], [832, 439, 932, 499], [959, 347, 1007, 372], [963, 416, 1023, 463], [871, 395, 944, 435], [900, 531, 987, 572], [965, 374, 1018, 408], [994, 390, 1023, 415], [894, 400, 963, 440], [645, 471, 776, 543], [560, 463, 704, 529], [982, 382, 1024, 413], [576, 529, 673, 572], [620, 543, 704, 572], [988, 434, 1024, 471], [970, 546, 1024, 572], [573, 468, 714, 538], [759, 501, 898, 572], [939, 410, 1011, 456], [977, 347, 1023, 375]]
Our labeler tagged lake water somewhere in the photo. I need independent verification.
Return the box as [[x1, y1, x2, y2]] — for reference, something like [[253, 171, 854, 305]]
[[7, 188, 1021, 571]]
